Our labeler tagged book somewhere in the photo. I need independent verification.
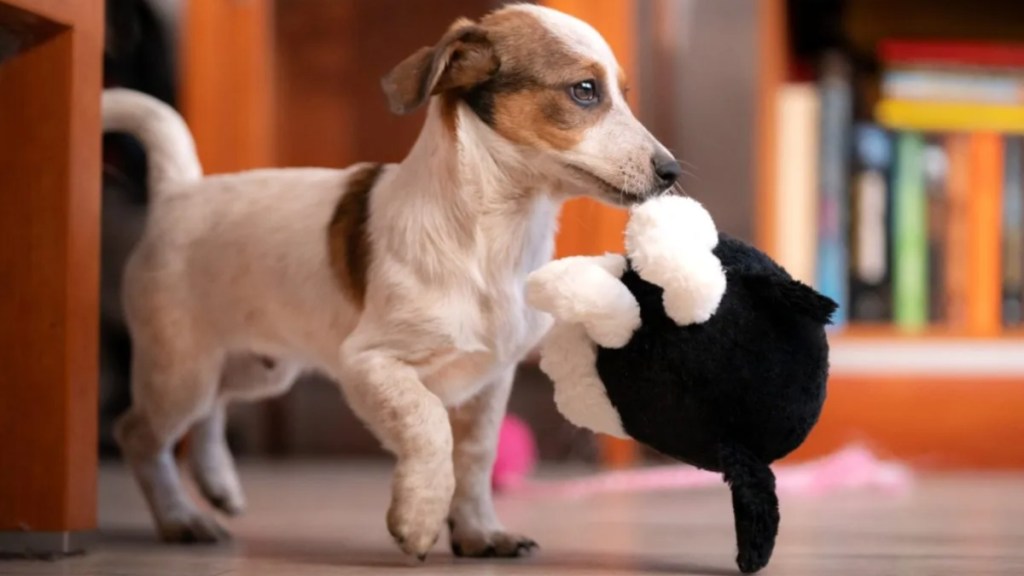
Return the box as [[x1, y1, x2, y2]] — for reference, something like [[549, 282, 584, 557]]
[[849, 123, 894, 322], [815, 51, 853, 327], [881, 69, 1024, 106], [966, 132, 1004, 337], [944, 134, 971, 328], [876, 100, 1024, 134], [892, 132, 929, 331], [878, 40, 1024, 69], [774, 83, 820, 287], [1003, 136, 1024, 325], [924, 138, 949, 323]]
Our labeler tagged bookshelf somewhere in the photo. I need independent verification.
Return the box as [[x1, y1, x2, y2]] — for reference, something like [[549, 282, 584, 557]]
[[754, 0, 1024, 468]]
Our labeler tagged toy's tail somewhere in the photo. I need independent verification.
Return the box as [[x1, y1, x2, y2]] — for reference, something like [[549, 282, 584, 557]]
[[743, 275, 839, 325], [102, 88, 202, 196], [720, 443, 780, 574]]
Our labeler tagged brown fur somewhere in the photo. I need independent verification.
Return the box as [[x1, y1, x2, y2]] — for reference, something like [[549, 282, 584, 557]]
[[463, 10, 613, 150], [328, 163, 384, 307]]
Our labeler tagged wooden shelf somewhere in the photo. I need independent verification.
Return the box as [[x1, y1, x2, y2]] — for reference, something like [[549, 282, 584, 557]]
[[829, 334, 1024, 377]]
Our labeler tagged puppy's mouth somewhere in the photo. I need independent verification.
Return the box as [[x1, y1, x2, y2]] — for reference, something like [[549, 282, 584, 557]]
[[563, 165, 658, 206]]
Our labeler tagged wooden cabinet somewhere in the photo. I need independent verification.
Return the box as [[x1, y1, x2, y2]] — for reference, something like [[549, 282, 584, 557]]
[[0, 0, 103, 554]]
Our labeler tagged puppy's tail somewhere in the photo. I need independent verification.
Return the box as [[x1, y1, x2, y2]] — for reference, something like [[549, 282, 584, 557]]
[[102, 88, 202, 195], [720, 442, 780, 574]]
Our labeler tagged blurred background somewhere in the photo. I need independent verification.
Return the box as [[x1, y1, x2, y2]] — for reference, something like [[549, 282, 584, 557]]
[[100, 0, 1024, 473]]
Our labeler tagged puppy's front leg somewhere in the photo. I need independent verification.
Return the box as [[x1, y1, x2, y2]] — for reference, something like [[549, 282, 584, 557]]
[[339, 347, 454, 560], [447, 367, 537, 558]]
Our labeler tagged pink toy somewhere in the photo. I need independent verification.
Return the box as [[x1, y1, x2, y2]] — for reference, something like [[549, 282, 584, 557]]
[[492, 414, 538, 492]]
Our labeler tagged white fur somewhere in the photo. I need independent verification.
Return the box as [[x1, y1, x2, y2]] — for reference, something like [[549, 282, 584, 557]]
[[525, 253, 639, 349], [104, 3, 677, 560], [102, 89, 201, 192], [626, 196, 727, 325], [539, 323, 628, 438], [527, 254, 634, 438]]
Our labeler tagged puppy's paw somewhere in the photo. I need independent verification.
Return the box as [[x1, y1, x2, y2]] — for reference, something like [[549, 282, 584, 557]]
[[387, 464, 454, 560], [449, 521, 538, 558], [158, 512, 231, 544], [201, 487, 246, 517]]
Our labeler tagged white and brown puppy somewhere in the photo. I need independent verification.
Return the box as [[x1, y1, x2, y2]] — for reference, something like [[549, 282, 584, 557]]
[[103, 3, 680, 560]]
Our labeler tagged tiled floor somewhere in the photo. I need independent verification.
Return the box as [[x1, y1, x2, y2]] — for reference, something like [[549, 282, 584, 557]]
[[3, 462, 1024, 575]]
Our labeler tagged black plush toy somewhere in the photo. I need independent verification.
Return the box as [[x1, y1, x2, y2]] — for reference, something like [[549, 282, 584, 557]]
[[526, 195, 837, 574]]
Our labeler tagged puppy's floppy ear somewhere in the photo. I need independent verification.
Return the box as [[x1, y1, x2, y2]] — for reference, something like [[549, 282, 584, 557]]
[[381, 18, 499, 115]]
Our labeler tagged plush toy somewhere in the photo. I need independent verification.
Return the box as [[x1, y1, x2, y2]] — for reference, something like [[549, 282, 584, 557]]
[[526, 195, 837, 574]]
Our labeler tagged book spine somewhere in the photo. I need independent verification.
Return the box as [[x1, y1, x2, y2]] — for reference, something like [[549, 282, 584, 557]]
[[849, 123, 894, 321], [1003, 136, 1024, 325], [893, 132, 929, 330], [774, 83, 820, 287], [878, 40, 1024, 69], [944, 134, 971, 327], [924, 137, 950, 323], [876, 100, 1024, 134], [816, 52, 853, 327], [882, 69, 1024, 105], [966, 132, 1005, 337]]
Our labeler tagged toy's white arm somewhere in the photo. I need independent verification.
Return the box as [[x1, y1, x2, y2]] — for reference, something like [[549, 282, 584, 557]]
[[526, 254, 640, 349], [626, 196, 727, 326]]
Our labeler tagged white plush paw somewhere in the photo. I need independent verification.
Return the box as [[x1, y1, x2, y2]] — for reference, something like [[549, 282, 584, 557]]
[[624, 196, 726, 325], [526, 255, 639, 347], [627, 195, 718, 257], [526, 255, 625, 318], [660, 251, 728, 326]]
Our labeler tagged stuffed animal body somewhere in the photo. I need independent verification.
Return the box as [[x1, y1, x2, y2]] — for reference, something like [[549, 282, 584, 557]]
[[526, 196, 837, 573]]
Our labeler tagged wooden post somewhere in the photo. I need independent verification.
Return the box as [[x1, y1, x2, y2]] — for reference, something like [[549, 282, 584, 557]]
[[0, 0, 103, 554]]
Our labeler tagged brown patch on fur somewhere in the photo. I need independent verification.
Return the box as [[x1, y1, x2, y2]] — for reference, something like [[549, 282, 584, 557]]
[[463, 9, 613, 150], [328, 164, 384, 307]]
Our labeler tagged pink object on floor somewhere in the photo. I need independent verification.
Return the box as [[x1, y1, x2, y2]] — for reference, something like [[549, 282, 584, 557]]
[[517, 445, 913, 499], [492, 414, 538, 492]]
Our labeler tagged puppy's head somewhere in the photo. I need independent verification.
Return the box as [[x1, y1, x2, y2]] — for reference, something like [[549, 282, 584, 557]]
[[381, 3, 681, 204]]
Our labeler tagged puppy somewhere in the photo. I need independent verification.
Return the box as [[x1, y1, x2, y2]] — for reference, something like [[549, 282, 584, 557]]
[[103, 3, 681, 560]]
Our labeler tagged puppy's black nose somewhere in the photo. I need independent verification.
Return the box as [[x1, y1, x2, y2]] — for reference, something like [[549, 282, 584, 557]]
[[652, 154, 682, 188]]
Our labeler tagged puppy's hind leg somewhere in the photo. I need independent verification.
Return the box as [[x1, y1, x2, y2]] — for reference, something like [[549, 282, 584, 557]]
[[189, 354, 301, 516], [188, 402, 245, 516], [115, 349, 229, 543]]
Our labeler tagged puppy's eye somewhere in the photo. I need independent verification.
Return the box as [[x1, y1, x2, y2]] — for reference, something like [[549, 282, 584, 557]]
[[570, 80, 598, 105]]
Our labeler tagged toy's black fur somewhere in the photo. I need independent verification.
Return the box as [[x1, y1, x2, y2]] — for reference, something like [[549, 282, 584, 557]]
[[595, 233, 837, 573]]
